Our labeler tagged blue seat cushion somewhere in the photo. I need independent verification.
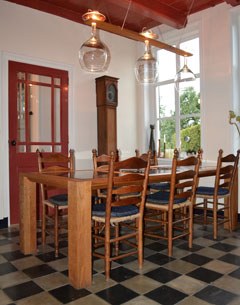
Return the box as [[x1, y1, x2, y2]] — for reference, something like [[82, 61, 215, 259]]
[[146, 191, 187, 205], [92, 203, 139, 217], [148, 182, 170, 191], [48, 194, 97, 206], [196, 186, 229, 196], [48, 194, 68, 206]]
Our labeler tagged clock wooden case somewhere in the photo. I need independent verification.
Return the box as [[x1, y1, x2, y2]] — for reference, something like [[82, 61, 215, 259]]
[[95, 75, 119, 155]]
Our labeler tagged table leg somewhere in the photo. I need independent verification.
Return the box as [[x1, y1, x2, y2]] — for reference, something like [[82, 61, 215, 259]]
[[68, 180, 92, 288], [231, 171, 238, 230], [19, 175, 37, 254], [224, 170, 238, 230]]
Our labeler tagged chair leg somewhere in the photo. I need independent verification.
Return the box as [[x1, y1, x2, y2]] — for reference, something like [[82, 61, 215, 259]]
[[213, 199, 218, 240], [168, 211, 173, 257], [227, 197, 232, 233], [138, 218, 143, 269], [42, 203, 46, 245], [105, 224, 111, 281], [93, 220, 99, 246], [188, 205, 193, 249], [115, 224, 119, 256], [182, 206, 187, 230], [54, 206, 59, 257], [203, 199, 208, 225], [163, 211, 167, 236]]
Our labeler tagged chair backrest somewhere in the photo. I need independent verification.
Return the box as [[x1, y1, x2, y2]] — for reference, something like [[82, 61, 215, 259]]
[[214, 149, 240, 196], [169, 148, 201, 207], [92, 148, 119, 172], [105, 151, 151, 220], [135, 149, 157, 166], [37, 149, 75, 199]]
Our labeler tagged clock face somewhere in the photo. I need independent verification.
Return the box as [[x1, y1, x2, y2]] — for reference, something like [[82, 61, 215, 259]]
[[107, 83, 117, 104]]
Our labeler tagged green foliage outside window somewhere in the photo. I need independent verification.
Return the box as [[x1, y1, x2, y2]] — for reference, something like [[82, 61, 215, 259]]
[[159, 87, 201, 153], [181, 124, 201, 153]]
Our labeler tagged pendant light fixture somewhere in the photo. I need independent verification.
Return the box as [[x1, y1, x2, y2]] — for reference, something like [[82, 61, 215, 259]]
[[135, 29, 159, 84], [174, 55, 196, 84], [79, 10, 110, 73], [174, 0, 196, 86]]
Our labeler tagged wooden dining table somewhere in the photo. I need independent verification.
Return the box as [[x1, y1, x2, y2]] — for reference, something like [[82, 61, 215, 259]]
[[19, 165, 238, 289]]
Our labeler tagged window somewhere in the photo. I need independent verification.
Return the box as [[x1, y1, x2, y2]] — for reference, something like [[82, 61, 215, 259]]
[[156, 37, 200, 158]]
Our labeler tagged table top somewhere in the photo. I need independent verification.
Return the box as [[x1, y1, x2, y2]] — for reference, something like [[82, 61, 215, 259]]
[[21, 165, 216, 190]]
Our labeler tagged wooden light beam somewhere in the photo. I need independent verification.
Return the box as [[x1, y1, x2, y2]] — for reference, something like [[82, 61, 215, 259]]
[[85, 20, 192, 57]]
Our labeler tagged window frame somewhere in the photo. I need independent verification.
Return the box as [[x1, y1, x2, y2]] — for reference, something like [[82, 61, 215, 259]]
[[155, 32, 200, 157]]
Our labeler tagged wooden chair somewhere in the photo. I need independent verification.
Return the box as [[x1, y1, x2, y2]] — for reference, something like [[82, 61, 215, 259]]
[[92, 148, 119, 171], [135, 149, 157, 165], [92, 148, 119, 202], [135, 149, 170, 192], [37, 149, 75, 257], [92, 151, 151, 280], [144, 148, 201, 256], [194, 149, 240, 239]]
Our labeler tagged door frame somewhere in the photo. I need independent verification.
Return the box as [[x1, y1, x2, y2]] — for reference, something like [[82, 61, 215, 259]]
[[0, 51, 74, 225]]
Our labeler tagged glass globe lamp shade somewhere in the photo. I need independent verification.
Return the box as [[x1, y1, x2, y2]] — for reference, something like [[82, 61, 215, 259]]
[[174, 57, 195, 84], [79, 23, 110, 73], [135, 40, 158, 84]]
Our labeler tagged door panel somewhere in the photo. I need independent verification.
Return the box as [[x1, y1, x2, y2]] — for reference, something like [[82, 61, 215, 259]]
[[9, 61, 69, 224]]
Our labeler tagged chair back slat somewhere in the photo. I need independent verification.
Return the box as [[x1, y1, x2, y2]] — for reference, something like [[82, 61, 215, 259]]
[[115, 156, 148, 170], [112, 183, 143, 195], [112, 197, 142, 207], [221, 154, 237, 163], [135, 149, 157, 166], [176, 169, 196, 181], [177, 156, 198, 167], [175, 180, 195, 190], [175, 190, 193, 200]]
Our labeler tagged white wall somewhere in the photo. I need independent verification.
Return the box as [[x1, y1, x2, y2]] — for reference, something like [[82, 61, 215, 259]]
[[200, 4, 233, 160], [0, 0, 138, 220]]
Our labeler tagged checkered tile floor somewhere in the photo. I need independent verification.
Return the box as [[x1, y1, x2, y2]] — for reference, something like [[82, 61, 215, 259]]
[[1, 224, 240, 305]]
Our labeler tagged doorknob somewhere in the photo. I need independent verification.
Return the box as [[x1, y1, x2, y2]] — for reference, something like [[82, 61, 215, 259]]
[[11, 140, 17, 146]]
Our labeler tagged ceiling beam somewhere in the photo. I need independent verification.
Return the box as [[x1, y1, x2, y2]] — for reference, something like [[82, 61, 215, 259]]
[[225, 0, 240, 6], [6, 0, 85, 24], [105, 0, 187, 29], [85, 20, 193, 57]]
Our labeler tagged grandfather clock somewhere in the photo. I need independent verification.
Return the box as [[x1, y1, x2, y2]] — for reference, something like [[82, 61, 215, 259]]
[[95, 75, 119, 155]]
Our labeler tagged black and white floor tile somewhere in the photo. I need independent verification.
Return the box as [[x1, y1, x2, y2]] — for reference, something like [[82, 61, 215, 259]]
[[0, 224, 240, 305]]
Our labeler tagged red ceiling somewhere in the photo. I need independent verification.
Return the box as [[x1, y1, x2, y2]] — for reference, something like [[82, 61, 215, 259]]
[[5, 0, 240, 31]]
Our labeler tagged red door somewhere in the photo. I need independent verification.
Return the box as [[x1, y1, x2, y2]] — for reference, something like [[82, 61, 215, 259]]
[[9, 61, 69, 224]]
